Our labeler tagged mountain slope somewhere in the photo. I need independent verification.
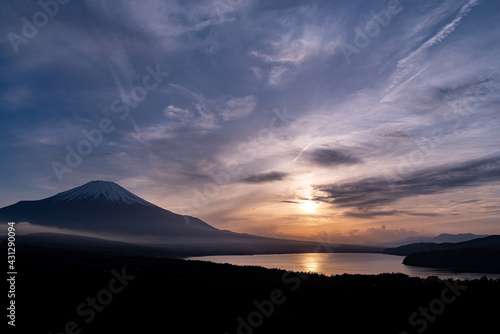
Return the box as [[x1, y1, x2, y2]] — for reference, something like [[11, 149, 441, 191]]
[[0, 180, 220, 237]]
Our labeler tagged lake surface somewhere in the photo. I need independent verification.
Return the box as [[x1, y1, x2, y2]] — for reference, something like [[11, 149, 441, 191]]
[[188, 253, 500, 280]]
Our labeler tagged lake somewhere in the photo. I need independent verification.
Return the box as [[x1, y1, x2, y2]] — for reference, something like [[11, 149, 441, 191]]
[[188, 253, 500, 280]]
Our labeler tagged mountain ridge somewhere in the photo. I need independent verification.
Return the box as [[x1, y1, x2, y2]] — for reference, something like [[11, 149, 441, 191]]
[[378, 233, 489, 247], [49, 180, 156, 206], [383, 235, 500, 256], [0, 180, 219, 237]]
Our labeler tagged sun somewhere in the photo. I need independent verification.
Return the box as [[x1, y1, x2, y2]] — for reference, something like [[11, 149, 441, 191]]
[[300, 200, 318, 214]]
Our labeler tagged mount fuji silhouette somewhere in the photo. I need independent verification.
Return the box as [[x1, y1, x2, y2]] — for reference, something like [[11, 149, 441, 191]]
[[0, 180, 381, 255], [0, 181, 220, 237]]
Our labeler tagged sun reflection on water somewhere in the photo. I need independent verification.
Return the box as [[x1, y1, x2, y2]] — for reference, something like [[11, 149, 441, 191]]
[[302, 254, 320, 272]]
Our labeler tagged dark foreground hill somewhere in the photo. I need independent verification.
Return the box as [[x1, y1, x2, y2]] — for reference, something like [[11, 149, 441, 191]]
[[5, 238, 500, 333], [384, 236, 500, 274], [404, 248, 500, 274]]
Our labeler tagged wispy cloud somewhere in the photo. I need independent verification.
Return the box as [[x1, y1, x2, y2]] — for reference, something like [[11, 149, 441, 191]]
[[307, 148, 361, 167], [242, 171, 288, 184], [219, 95, 257, 121], [382, 0, 480, 102], [314, 153, 500, 211], [267, 66, 289, 86], [344, 210, 440, 219], [164, 105, 193, 121]]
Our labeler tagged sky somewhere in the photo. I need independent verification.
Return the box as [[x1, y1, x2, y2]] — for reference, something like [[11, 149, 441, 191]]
[[1, 0, 500, 243]]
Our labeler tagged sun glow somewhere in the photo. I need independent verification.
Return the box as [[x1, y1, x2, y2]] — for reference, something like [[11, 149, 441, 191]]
[[300, 200, 318, 214]]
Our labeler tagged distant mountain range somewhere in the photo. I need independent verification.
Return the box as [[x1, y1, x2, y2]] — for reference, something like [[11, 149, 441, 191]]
[[383, 235, 500, 256], [378, 233, 489, 247], [0, 180, 381, 256]]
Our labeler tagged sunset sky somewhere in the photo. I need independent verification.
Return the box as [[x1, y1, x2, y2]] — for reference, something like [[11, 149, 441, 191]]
[[1, 0, 499, 243]]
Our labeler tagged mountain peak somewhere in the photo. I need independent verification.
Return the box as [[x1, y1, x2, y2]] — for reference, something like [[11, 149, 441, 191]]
[[50, 180, 154, 206]]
